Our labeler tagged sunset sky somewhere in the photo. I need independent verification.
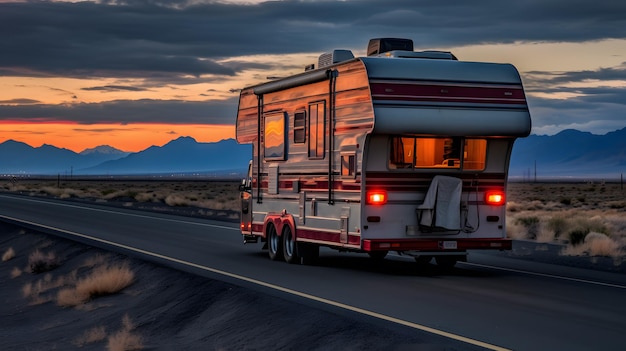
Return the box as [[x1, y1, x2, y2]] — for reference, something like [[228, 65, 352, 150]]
[[1, 0, 625, 152]]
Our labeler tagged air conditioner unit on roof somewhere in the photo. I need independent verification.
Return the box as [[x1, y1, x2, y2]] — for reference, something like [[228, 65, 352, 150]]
[[318, 50, 355, 69]]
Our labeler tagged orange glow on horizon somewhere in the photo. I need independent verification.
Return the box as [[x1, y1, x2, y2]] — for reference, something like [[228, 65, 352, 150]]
[[0, 122, 236, 153]]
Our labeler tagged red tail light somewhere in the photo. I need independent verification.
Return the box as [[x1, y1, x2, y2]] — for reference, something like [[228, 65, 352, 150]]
[[485, 191, 505, 206], [367, 190, 387, 205]]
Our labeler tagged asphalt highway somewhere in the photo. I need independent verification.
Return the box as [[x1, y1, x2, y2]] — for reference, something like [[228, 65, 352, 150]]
[[1, 193, 625, 351]]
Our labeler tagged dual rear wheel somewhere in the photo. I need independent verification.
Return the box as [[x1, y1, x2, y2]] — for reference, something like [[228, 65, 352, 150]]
[[266, 223, 318, 265]]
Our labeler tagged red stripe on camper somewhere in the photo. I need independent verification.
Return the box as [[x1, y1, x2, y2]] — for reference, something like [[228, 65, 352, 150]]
[[256, 179, 362, 192], [296, 228, 361, 246], [370, 82, 526, 105]]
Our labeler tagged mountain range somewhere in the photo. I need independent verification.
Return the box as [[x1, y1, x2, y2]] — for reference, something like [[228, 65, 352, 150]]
[[0, 128, 624, 178], [0, 137, 252, 176], [509, 127, 626, 178]]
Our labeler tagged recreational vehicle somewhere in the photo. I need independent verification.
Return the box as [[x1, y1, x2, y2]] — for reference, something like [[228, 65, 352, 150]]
[[236, 38, 531, 267]]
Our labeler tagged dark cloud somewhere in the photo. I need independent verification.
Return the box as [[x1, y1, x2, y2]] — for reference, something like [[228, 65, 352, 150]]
[[0, 97, 239, 125], [1, 0, 625, 80], [0, 99, 40, 104], [82, 85, 150, 92], [526, 63, 626, 86], [1, 0, 625, 134]]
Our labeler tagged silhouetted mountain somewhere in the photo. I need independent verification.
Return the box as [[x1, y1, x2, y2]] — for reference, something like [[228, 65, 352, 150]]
[[510, 127, 626, 178], [79, 137, 251, 175], [0, 140, 126, 175], [80, 145, 128, 156], [1, 128, 623, 177]]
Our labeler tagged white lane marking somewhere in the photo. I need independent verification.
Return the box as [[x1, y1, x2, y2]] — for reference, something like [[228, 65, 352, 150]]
[[389, 252, 626, 290], [1, 213, 510, 351], [0, 194, 238, 231], [460, 262, 626, 290]]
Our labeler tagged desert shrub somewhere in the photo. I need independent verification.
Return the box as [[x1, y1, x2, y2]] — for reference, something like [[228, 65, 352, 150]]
[[74, 326, 107, 347], [11, 267, 22, 278], [164, 194, 189, 207], [568, 228, 589, 246], [2, 247, 15, 262], [107, 315, 143, 351], [546, 216, 569, 240], [559, 198, 571, 205], [101, 189, 116, 196], [134, 192, 158, 202], [515, 216, 540, 239], [585, 232, 621, 257], [609, 201, 626, 209], [57, 263, 134, 307], [29, 250, 60, 273]]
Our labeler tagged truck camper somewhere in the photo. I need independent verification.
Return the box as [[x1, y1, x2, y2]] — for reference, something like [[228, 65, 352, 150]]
[[236, 38, 531, 267]]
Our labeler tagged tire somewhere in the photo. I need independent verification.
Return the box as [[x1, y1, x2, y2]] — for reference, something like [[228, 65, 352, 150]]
[[267, 224, 283, 261], [368, 251, 388, 261], [282, 226, 299, 264]]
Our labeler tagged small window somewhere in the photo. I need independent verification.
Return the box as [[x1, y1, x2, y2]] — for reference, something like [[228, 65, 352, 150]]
[[463, 139, 487, 170], [264, 112, 286, 160], [389, 137, 486, 171], [341, 154, 356, 178], [308, 101, 325, 159], [294, 111, 306, 143]]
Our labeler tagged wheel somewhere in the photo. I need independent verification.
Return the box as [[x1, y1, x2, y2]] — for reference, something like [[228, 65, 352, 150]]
[[282, 226, 299, 264], [435, 256, 458, 269], [368, 251, 388, 261], [267, 224, 283, 261], [298, 242, 319, 265]]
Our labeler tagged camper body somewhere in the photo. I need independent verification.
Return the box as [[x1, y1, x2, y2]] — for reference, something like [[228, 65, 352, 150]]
[[236, 39, 531, 266]]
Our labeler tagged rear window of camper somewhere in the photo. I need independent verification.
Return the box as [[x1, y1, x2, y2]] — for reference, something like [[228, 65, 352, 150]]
[[389, 137, 486, 170]]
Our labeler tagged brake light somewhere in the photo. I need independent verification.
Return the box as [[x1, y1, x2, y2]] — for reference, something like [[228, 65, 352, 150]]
[[485, 191, 505, 206], [367, 190, 387, 205]]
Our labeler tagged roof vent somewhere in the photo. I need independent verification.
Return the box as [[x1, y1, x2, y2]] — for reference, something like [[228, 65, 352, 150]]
[[318, 50, 355, 69], [379, 50, 458, 60], [367, 38, 414, 56]]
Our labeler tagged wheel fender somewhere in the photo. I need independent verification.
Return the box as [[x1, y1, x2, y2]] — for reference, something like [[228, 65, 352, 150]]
[[263, 213, 295, 238]]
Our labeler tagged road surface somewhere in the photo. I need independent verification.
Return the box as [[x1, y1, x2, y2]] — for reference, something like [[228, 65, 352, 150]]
[[1, 193, 624, 351]]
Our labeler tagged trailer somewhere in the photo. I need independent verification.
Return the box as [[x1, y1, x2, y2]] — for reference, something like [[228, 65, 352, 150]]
[[236, 38, 531, 267]]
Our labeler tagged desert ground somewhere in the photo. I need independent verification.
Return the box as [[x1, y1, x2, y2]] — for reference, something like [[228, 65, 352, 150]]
[[1, 178, 624, 350], [3, 177, 624, 260]]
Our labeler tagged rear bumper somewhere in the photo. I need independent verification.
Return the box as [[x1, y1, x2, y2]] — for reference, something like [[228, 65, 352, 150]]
[[362, 238, 512, 252]]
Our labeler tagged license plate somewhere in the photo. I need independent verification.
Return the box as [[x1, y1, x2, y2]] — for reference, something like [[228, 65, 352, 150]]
[[441, 241, 457, 250]]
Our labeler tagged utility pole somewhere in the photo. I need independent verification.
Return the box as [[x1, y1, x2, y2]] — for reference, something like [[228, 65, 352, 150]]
[[534, 160, 537, 183]]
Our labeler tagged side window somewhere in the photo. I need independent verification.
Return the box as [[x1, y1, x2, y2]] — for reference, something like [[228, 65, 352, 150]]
[[341, 153, 356, 178], [294, 111, 306, 143], [264, 112, 286, 160], [308, 101, 325, 159]]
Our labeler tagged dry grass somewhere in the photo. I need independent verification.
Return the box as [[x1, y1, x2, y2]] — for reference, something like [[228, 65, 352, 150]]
[[74, 326, 107, 347], [11, 266, 23, 278], [107, 314, 143, 351], [28, 250, 60, 273], [57, 263, 135, 307], [507, 182, 626, 258], [22, 270, 77, 305], [2, 247, 15, 262], [2, 178, 240, 215]]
